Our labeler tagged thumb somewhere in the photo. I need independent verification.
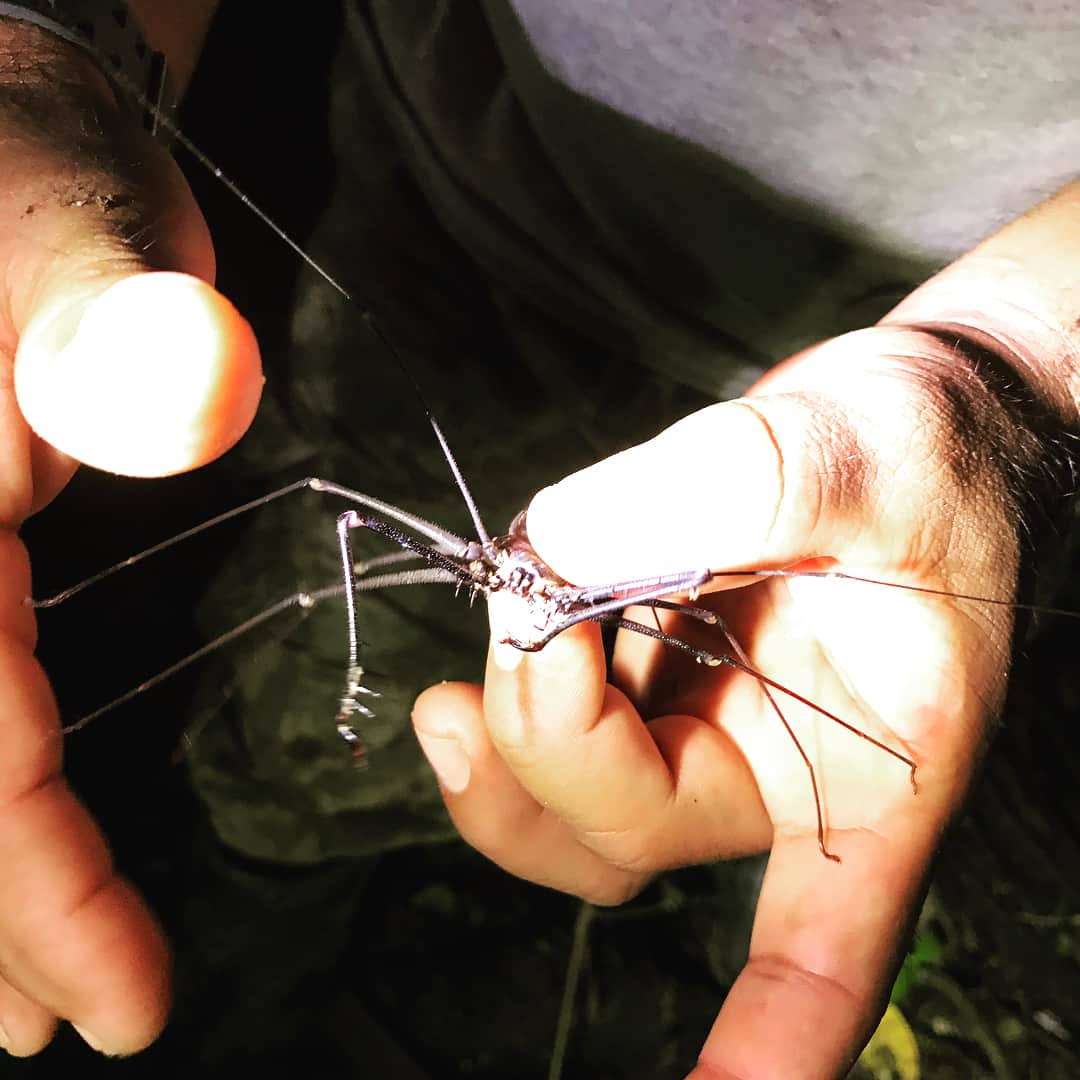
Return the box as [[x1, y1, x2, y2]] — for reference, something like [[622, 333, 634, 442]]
[[524, 329, 953, 586], [0, 36, 265, 483], [15, 269, 262, 478], [525, 400, 791, 584]]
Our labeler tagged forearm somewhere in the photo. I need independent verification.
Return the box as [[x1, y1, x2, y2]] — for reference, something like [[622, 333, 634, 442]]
[[883, 180, 1080, 425]]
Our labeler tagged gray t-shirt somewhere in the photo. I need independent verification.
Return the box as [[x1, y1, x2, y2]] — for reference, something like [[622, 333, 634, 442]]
[[351, 1, 1078, 393], [511, 0, 1079, 262]]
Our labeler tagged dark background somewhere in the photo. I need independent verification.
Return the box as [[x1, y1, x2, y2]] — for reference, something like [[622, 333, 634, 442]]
[[14, 3, 1080, 1077]]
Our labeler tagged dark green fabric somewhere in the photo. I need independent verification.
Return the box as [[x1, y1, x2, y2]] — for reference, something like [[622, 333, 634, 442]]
[[359, 0, 936, 395], [186, 10, 709, 861]]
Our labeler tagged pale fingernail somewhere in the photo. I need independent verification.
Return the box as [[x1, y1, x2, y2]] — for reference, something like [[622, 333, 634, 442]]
[[72, 1024, 106, 1053], [416, 732, 471, 793], [492, 638, 523, 672], [0, 1019, 10, 1051], [486, 592, 524, 672]]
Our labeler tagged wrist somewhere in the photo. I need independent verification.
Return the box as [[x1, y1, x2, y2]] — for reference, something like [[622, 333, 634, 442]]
[[881, 183, 1080, 428], [883, 273, 1080, 428], [872, 317, 1078, 548]]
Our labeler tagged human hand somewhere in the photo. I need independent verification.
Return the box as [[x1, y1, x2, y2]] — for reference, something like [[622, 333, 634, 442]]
[[413, 322, 1048, 1077], [0, 23, 260, 1056]]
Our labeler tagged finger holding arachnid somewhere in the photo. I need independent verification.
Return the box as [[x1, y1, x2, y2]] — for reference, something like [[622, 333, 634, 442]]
[[478, 611, 773, 872], [413, 681, 650, 905]]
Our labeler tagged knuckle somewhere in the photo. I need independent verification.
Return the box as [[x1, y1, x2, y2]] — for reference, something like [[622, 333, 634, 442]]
[[454, 800, 542, 867], [581, 825, 666, 878], [579, 872, 650, 908]]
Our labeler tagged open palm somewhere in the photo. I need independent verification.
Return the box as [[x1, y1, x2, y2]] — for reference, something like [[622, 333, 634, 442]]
[[415, 325, 1028, 1078]]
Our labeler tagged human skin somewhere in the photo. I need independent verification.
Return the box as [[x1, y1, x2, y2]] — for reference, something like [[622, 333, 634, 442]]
[[0, 6, 1077, 1075], [413, 185, 1080, 1078], [0, 12, 253, 1055]]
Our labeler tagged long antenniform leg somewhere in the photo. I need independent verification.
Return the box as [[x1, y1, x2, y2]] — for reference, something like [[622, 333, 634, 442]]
[[334, 510, 474, 758], [613, 608, 919, 862], [330, 494, 922, 857]]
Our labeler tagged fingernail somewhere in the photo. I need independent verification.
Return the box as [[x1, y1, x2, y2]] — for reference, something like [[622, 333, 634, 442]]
[[492, 638, 524, 672], [416, 732, 471, 794], [487, 593, 524, 672], [72, 1024, 106, 1053], [0, 1019, 10, 1052]]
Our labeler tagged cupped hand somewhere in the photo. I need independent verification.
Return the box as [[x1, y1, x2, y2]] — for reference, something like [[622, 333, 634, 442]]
[[0, 24, 261, 1056], [415, 323, 1030, 1078]]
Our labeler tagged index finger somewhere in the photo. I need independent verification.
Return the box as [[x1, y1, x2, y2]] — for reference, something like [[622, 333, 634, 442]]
[[691, 829, 934, 1079], [481, 610, 772, 871], [16, 272, 262, 478], [0, 530, 169, 1055]]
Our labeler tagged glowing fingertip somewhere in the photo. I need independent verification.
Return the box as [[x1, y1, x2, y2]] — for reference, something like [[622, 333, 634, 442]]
[[493, 639, 524, 672]]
